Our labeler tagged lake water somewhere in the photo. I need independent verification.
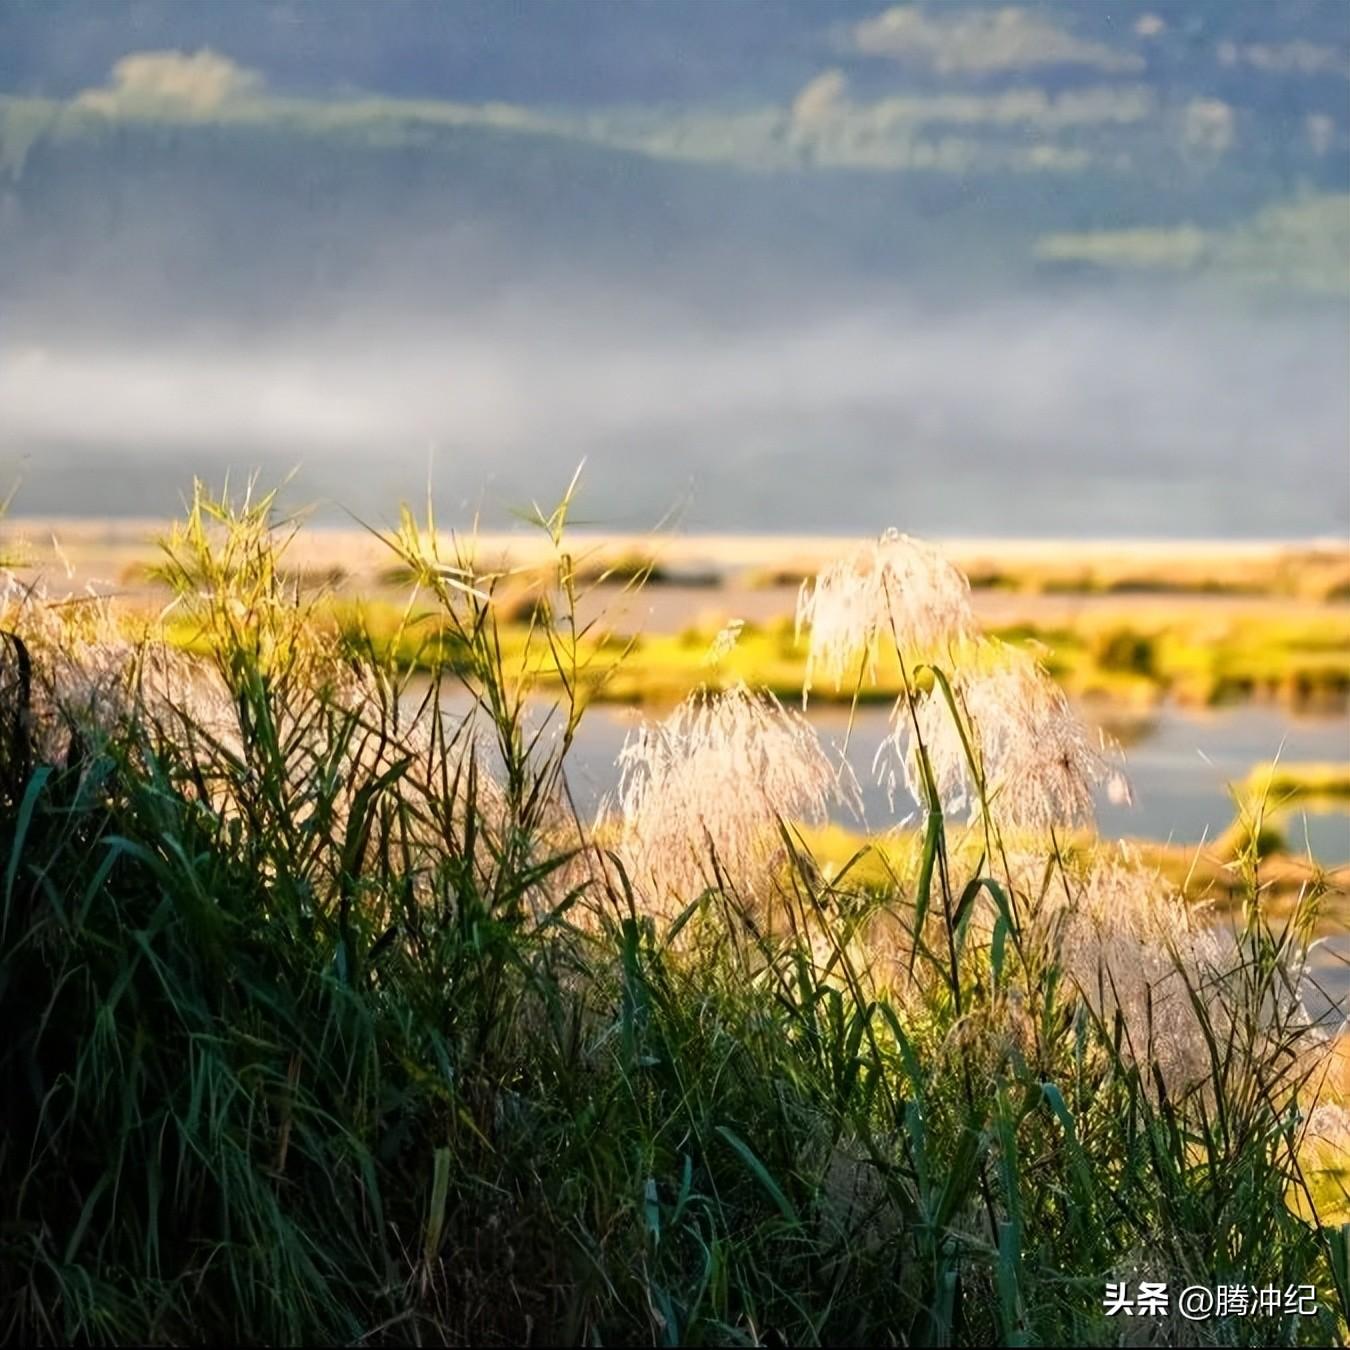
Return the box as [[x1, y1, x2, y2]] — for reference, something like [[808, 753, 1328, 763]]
[[546, 699, 1349, 861]]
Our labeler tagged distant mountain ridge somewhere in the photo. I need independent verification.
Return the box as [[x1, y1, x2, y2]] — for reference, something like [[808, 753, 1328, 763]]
[[0, 0, 1346, 331]]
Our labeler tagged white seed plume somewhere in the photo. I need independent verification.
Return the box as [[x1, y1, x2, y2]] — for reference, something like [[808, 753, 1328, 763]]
[[1049, 855, 1240, 1095], [874, 676, 972, 816], [1, 573, 236, 762], [703, 618, 745, 667], [610, 681, 851, 915], [1017, 848, 1320, 1102], [879, 647, 1130, 830], [0, 573, 508, 845], [796, 530, 973, 704], [950, 847, 1264, 1096]]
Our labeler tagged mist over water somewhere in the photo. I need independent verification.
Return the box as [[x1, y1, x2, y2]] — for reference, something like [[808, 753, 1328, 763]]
[[3, 287, 1347, 536], [3, 1, 1347, 538]]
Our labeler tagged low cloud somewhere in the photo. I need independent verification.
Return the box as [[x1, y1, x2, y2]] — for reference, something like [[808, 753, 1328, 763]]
[[1216, 39, 1348, 79], [851, 7, 1143, 76], [77, 49, 263, 115], [2, 294, 1345, 537]]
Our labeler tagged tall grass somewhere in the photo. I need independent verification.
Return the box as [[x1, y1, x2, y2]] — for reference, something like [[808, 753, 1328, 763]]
[[1, 483, 1345, 1345]]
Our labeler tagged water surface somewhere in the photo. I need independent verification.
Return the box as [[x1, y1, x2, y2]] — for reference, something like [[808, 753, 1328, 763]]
[[548, 699, 1350, 861]]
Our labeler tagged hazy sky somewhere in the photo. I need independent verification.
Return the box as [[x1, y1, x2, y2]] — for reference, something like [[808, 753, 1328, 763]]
[[3, 2, 1346, 538]]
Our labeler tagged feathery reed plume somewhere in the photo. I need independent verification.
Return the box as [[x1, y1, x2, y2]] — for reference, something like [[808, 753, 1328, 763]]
[[879, 644, 1131, 830], [1023, 850, 1322, 1099], [1049, 855, 1227, 1086], [3, 532, 515, 899], [611, 681, 850, 915], [703, 617, 745, 667], [795, 529, 973, 703], [0, 573, 238, 764]]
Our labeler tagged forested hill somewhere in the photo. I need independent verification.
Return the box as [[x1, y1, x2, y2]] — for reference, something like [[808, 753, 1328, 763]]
[[0, 1, 1346, 333]]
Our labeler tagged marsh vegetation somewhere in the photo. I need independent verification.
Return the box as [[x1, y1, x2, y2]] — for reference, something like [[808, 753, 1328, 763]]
[[0, 485, 1345, 1345]]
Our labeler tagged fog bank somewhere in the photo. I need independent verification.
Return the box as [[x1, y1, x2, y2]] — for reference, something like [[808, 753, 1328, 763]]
[[3, 293, 1346, 537]]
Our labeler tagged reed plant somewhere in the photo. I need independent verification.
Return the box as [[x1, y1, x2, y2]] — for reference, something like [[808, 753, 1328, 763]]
[[0, 482, 1344, 1345]]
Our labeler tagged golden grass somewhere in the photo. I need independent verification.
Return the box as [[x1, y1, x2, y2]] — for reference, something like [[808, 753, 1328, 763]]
[[338, 603, 1349, 712], [6, 523, 1348, 710], [793, 819, 1350, 908], [1243, 762, 1350, 802]]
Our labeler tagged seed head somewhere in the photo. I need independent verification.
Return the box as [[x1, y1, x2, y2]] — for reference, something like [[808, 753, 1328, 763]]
[[610, 681, 852, 914], [796, 530, 973, 704], [703, 618, 745, 667], [879, 645, 1131, 830]]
